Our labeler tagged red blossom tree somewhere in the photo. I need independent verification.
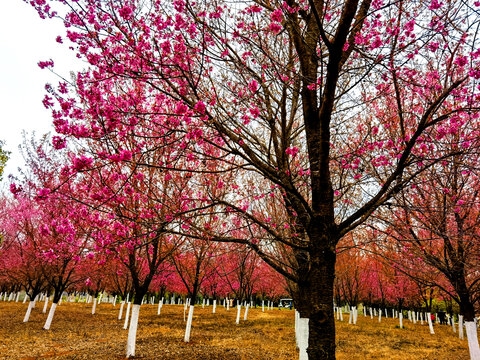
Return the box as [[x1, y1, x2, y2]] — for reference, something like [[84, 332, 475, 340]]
[[28, 0, 480, 357], [375, 146, 480, 356]]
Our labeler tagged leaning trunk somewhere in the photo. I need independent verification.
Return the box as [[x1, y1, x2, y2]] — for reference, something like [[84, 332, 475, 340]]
[[43, 288, 63, 330], [23, 300, 35, 323], [43, 302, 57, 330]]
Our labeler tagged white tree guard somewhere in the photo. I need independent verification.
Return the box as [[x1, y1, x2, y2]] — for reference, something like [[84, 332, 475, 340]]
[[213, 300, 217, 313], [399, 312, 403, 329], [378, 309, 382, 322], [126, 304, 140, 358], [452, 316, 456, 333]]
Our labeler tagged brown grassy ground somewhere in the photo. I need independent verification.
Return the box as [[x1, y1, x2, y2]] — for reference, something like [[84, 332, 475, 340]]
[[0, 301, 472, 359]]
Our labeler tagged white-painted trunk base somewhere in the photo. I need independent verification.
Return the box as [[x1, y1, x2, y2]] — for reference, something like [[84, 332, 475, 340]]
[[465, 321, 480, 360], [427, 313, 435, 334], [236, 305, 241, 324], [92, 299, 97, 315], [184, 305, 195, 342], [42, 297, 48, 314], [295, 310, 299, 348], [123, 302, 131, 329], [43, 303, 57, 330], [23, 301, 34, 323], [157, 300, 163, 315], [126, 304, 140, 358], [459, 315, 464, 340], [244, 304, 249, 321], [297, 317, 309, 360], [119, 301, 125, 320]]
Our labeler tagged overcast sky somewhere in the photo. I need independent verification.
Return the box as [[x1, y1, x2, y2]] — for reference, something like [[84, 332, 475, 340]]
[[0, 1, 80, 186]]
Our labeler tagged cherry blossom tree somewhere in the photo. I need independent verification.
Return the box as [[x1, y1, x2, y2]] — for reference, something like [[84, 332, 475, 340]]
[[29, 0, 480, 357], [375, 147, 480, 357], [170, 236, 220, 303], [0, 196, 48, 322]]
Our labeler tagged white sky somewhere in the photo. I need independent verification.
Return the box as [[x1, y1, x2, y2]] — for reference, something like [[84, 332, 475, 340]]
[[0, 1, 81, 186]]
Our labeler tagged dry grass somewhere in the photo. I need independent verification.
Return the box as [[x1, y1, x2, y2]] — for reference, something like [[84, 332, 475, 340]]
[[0, 301, 472, 359]]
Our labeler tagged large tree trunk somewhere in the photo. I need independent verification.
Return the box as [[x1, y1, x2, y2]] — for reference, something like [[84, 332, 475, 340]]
[[296, 242, 336, 360]]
